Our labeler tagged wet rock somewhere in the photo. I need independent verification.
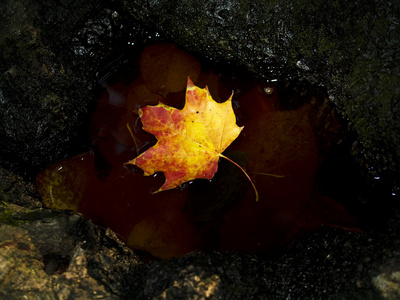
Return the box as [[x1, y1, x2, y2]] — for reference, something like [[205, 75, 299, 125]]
[[0, 0, 149, 172], [0, 166, 42, 209], [0, 201, 141, 299], [0, 0, 94, 171]]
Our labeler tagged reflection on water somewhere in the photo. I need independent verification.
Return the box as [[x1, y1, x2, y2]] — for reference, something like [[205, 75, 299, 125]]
[[37, 43, 360, 259]]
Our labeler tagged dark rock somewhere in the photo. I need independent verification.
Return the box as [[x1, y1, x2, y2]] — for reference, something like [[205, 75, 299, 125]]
[[0, 201, 141, 299], [0, 0, 93, 172], [0, 0, 150, 173], [0, 166, 42, 209]]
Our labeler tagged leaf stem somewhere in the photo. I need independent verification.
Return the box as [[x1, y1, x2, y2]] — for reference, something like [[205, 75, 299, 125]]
[[219, 154, 259, 202], [126, 122, 140, 156]]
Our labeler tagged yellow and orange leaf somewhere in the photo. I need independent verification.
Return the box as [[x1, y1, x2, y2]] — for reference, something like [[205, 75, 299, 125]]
[[126, 77, 250, 195]]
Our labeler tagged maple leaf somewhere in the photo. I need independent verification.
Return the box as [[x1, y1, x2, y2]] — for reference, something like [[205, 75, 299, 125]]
[[126, 77, 259, 200]]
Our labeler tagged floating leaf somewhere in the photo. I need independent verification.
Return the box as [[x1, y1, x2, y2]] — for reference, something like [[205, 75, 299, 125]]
[[126, 77, 260, 198]]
